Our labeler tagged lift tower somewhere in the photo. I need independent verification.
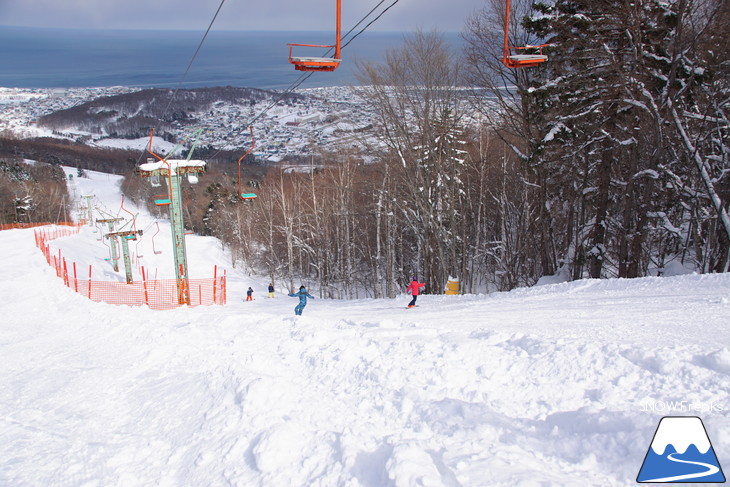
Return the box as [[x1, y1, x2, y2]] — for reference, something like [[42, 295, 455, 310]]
[[97, 217, 123, 272], [82, 194, 95, 225], [106, 229, 143, 284], [136, 158, 205, 305]]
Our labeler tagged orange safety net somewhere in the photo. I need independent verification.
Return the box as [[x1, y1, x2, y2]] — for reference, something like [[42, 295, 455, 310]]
[[33, 226, 227, 310], [0, 221, 82, 231]]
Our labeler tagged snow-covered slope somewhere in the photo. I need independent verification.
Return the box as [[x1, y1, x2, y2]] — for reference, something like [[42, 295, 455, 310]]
[[1, 169, 728, 486]]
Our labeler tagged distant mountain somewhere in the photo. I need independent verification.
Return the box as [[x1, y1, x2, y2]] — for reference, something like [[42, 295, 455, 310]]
[[37, 87, 303, 141]]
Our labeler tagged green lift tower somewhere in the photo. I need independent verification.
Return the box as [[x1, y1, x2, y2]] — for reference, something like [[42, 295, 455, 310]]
[[136, 158, 205, 305]]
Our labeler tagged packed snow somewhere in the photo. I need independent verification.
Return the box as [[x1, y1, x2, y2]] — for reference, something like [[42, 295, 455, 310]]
[[1, 169, 728, 486]]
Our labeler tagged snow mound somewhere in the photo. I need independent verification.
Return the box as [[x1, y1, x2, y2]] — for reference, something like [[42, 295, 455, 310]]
[[697, 348, 730, 375], [253, 422, 309, 472]]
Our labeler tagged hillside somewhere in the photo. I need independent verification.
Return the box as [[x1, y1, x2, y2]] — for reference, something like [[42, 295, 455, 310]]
[[36, 86, 298, 140], [0, 168, 728, 486], [1, 85, 382, 161]]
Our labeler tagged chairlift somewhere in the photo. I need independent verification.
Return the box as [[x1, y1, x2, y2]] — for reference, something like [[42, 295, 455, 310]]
[[502, 0, 548, 68], [136, 238, 144, 259], [288, 0, 342, 72], [119, 195, 138, 235], [104, 239, 120, 262], [152, 222, 162, 255], [237, 127, 259, 201], [100, 231, 111, 256], [146, 129, 174, 207]]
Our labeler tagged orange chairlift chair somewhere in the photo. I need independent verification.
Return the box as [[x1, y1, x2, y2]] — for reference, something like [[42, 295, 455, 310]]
[[502, 0, 548, 68], [238, 126, 258, 200], [152, 222, 163, 255], [146, 129, 173, 206], [289, 0, 342, 72]]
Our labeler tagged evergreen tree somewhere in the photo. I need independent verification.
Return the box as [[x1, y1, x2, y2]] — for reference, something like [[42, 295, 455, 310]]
[[526, 0, 729, 277]]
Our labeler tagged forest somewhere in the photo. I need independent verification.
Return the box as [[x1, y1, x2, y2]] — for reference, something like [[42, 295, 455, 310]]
[[0, 155, 71, 225], [6, 0, 729, 297], [137, 0, 724, 297], [0, 135, 141, 226]]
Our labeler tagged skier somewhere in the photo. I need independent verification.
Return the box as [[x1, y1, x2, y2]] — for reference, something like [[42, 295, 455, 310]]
[[246, 287, 254, 301], [405, 276, 426, 308], [288, 285, 314, 315], [267, 283, 275, 298]]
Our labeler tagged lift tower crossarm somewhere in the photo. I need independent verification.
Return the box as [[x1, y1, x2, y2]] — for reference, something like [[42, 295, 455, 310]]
[[106, 229, 143, 284], [98, 217, 124, 272]]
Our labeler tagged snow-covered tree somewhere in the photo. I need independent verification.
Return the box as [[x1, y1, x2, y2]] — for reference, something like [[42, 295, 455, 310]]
[[524, 0, 728, 276], [356, 30, 469, 291]]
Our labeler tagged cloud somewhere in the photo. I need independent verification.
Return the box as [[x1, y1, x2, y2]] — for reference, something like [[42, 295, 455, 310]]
[[0, 0, 485, 32]]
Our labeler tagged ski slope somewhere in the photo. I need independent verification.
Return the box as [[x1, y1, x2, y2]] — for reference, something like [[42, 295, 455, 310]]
[[1, 169, 729, 486]]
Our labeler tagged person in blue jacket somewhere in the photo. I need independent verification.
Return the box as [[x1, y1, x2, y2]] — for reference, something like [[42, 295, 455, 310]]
[[288, 285, 314, 315]]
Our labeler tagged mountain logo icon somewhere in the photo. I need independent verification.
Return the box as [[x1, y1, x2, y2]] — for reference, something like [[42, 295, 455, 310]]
[[637, 416, 725, 483]]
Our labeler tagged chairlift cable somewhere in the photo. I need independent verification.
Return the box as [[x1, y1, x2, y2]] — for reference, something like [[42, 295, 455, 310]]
[[135, 0, 227, 166], [341, 0, 390, 43], [141, 218, 158, 234], [307, 0, 394, 62], [160, 0, 227, 118], [341, 0, 401, 50], [207, 0, 401, 160], [136, 0, 400, 167]]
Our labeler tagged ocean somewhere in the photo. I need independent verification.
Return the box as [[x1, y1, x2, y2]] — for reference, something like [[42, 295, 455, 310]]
[[0, 26, 461, 90]]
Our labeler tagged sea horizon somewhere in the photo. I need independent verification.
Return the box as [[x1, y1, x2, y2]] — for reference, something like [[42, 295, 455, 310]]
[[0, 26, 462, 91]]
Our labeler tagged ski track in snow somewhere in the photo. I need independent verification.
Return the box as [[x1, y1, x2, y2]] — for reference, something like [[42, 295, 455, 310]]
[[0, 168, 729, 486]]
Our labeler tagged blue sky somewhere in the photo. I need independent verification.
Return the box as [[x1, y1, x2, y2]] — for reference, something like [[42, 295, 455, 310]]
[[0, 0, 486, 32]]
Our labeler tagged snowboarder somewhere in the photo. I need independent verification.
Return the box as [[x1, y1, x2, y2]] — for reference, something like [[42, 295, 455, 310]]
[[288, 285, 314, 315], [246, 287, 254, 301], [267, 283, 275, 298], [406, 277, 426, 308]]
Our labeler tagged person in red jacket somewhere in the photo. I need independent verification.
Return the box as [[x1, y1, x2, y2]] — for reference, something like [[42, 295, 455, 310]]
[[406, 276, 426, 308]]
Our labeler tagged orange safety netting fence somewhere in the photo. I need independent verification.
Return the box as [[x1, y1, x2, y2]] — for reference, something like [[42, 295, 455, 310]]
[[0, 221, 83, 231], [32, 225, 227, 310]]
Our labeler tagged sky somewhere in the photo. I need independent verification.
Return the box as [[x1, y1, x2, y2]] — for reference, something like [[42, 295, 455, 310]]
[[0, 0, 486, 33]]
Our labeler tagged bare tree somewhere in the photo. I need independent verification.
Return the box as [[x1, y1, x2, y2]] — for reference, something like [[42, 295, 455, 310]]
[[355, 29, 469, 292]]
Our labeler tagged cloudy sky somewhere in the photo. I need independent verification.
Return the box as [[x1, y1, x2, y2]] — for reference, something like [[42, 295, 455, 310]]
[[0, 0, 486, 32]]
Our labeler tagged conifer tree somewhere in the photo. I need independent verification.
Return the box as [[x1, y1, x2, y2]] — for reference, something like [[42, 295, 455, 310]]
[[526, 0, 729, 276]]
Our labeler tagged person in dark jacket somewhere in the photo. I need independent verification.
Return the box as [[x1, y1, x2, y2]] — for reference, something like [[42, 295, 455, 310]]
[[267, 283, 275, 298], [288, 285, 314, 315], [405, 277, 426, 308], [246, 287, 254, 301]]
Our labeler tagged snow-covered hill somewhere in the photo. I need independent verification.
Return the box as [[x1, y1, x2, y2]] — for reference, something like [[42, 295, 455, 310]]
[[1, 169, 728, 486]]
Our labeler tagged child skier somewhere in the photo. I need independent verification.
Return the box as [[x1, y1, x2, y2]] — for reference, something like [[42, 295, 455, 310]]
[[288, 285, 314, 315], [406, 277, 426, 308], [267, 283, 275, 298], [246, 287, 254, 301]]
